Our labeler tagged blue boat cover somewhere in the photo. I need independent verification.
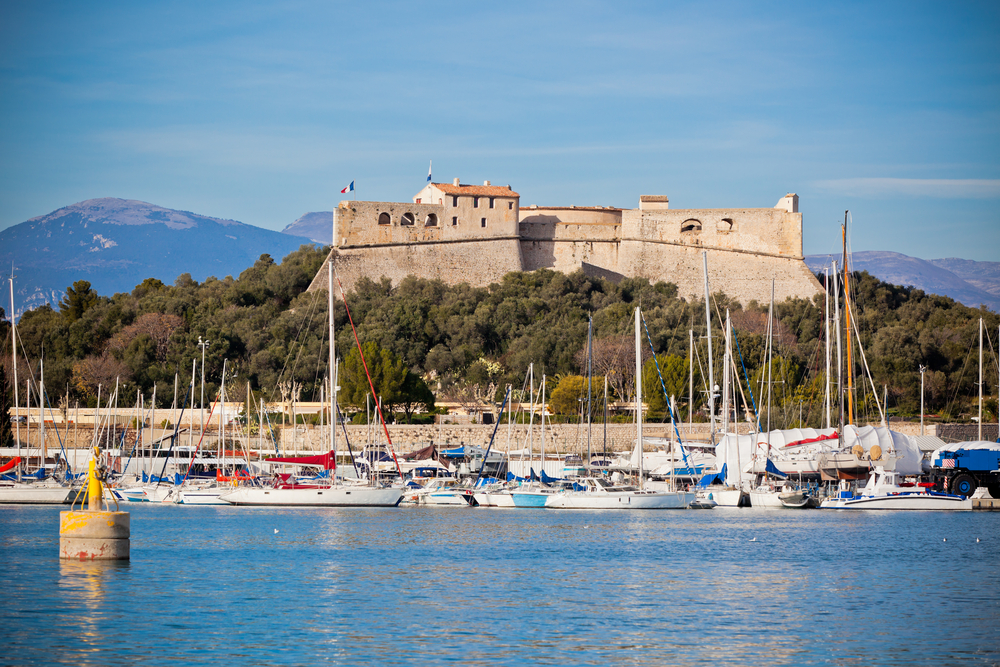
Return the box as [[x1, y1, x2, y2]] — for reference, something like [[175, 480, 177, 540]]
[[440, 446, 465, 458], [765, 459, 788, 478], [540, 470, 563, 484], [697, 464, 727, 487]]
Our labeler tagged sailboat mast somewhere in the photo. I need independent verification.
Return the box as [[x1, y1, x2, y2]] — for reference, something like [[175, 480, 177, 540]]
[[979, 317, 983, 441], [702, 252, 715, 444], [688, 328, 694, 433], [586, 315, 592, 471], [329, 260, 337, 472], [834, 263, 843, 441], [843, 215, 854, 425], [9, 276, 20, 476], [540, 374, 546, 479], [635, 306, 643, 488], [824, 268, 831, 429], [721, 310, 731, 435]]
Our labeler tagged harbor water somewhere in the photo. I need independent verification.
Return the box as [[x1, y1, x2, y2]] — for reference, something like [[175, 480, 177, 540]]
[[2, 505, 998, 666]]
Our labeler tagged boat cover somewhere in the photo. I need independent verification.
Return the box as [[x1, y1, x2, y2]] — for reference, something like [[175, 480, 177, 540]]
[[265, 451, 335, 470]]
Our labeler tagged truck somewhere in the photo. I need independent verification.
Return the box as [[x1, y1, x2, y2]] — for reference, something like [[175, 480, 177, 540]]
[[930, 441, 1000, 499]]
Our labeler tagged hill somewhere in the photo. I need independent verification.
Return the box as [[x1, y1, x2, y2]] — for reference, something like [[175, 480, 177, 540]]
[[1, 198, 316, 317], [805, 251, 1000, 313], [282, 211, 332, 244]]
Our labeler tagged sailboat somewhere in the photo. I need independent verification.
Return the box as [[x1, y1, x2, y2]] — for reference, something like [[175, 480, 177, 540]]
[[0, 277, 75, 504], [219, 259, 403, 508], [511, 372, 562, 507], [546, 307, 693, 510]]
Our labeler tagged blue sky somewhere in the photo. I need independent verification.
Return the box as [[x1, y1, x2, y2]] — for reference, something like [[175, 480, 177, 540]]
[[1, 0, 998, 260]]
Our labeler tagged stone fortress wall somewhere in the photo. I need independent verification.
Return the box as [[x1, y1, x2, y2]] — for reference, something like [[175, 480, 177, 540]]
[[308, 180, 822, 306]]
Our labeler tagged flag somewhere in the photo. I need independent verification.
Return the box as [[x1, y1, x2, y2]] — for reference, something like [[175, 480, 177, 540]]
[[427, 160, 432, 183], [340, 181, 354, 194]]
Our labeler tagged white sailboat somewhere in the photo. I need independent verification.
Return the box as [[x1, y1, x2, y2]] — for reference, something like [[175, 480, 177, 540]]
[[548, 307, 693, 509], [219, 259, 402, 508]]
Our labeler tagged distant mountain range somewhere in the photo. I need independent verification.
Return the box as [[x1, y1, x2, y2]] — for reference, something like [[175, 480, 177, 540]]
[[805, 252, 1000, 313], [281, 211, 333, 244], [3, 199, 995, 319], [0, 198, 315, 318]]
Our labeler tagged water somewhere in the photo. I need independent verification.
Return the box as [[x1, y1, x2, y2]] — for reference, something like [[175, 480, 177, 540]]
[[2, 505, 998, 666]]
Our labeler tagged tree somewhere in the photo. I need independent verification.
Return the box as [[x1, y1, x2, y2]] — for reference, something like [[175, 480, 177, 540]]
[[58, 281, 99, 322], [642, 354, 692, 417], [339, 341, 407, 414], [397, 371, 435, 421], [72, 353, 132, 398]]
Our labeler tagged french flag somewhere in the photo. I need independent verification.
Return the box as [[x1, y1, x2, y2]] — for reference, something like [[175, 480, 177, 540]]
[[340, 181, 354, 194]]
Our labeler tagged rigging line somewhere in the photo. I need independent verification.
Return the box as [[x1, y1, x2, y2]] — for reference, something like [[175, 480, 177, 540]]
[[179, 386, 223, 486], [640, 312, 692, 469], [731, 326, 760, 426], [333, 270, 402, 478], [265, 284, 323, 406], [943, 333, 975, 419], [335, 404, 361, 479]]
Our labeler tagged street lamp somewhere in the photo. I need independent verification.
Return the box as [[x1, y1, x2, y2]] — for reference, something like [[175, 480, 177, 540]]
[[919, 365, 926, 436]]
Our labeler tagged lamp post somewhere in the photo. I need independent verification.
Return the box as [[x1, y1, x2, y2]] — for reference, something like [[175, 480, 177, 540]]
[[198, 336, 210, 437], [919, 365, 926, 437]]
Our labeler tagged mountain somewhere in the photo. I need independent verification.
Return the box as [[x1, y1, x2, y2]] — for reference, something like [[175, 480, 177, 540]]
[[1, 198, 316, 318], [805, 251, 1000, 313], [282, 211, 332, 244]]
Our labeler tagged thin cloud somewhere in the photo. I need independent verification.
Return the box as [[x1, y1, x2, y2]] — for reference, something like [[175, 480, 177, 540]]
[[814, 178, 1000, 199]]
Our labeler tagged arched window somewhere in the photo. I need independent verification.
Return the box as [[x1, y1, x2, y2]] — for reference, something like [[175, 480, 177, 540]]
[[378, 212, 391, 226], [681, 219, 702, 233], [425, 214, 438, 227], [718, 218, 734, 232], [401, 212, 415, 226]]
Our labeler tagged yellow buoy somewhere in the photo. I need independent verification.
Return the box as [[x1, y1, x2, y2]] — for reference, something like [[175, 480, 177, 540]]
[[59, 446, 130, 561]]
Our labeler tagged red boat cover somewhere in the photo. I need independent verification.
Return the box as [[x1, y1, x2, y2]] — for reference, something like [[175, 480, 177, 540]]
[[265, 451, 335, 470], [0, 456, 21, 473], [782, 433, 839, 448]]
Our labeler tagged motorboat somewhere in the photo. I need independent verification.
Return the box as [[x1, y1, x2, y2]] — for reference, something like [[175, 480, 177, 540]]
[[820, 467, 972, 510], [401, 478, 474, 506]]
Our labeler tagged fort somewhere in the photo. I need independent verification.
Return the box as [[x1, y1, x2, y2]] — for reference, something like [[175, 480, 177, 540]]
[[308, 179, 822, 305]]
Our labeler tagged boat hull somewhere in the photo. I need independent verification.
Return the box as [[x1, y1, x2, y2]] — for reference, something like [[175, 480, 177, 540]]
[[820, 494, 972, 510], [0, 483, 74, 504], [546, 491, 694, 509], [511, 491, 550, 508], [219, 486, 403, 507]]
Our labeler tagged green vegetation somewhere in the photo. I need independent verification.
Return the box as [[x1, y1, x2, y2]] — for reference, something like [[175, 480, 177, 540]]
[[1, 244, 997, 446]]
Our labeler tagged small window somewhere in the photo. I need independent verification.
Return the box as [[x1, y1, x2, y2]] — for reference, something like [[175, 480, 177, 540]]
[[481, 217, 487, 228], [425, 214, 438, 227], [718, 218, 734, 232], [415, 198, 421, 204], [401, 212, 415, 226], [452, 216, 458, 226], [378, 212, 391, 226], [681, 219, 702, 233], [452, 196, 459, 207], [489, 197, 495, 209], [508, 202, 513, 210], [474, 197, 480, 208]]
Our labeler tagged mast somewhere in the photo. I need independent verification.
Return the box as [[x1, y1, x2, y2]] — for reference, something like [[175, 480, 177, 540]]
[[834, 262, 843, 442], [603, 375, 608, 462], [528, 363, 534, 476], [843, 214, 854, 426], [586, 314, 593, 471], [824, 268, 831, 429], [688, 328, 694, 434], [979, 317, 983, 441], [540, 374, 546, 480], [40, 358, 46, 464], [635, 306, 643, 488], [721, 309, 731, 436], [702, 251, 715, 444], [329, 259, 337, 476], [9, 275, 20, 479]]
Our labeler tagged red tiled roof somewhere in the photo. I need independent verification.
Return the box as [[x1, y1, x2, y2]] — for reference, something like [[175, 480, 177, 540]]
[[430, 183, 519, 197]]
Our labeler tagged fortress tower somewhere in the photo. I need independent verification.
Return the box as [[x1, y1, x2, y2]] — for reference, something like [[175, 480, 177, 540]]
[[308, 181, 821, 306]]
